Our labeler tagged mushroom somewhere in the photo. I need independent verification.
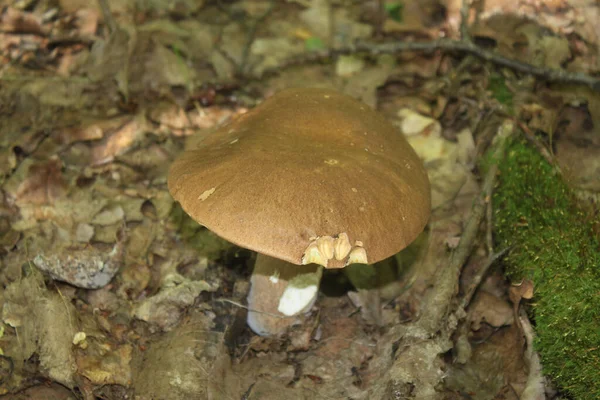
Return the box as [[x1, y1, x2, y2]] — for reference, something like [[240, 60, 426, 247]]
[[168, 88, 430, 336]]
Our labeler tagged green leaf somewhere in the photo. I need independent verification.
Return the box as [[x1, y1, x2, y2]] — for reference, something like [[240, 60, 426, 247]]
[[385, 2, 404, 23], [305, 37, 325, 52]]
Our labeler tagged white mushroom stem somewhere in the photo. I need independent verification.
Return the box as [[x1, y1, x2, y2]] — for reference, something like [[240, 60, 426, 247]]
[[247, 253, 323, 336]]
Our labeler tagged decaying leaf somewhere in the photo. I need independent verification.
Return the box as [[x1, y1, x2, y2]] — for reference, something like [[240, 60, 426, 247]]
[[14, 159, 66, 206], [2, 272, 78, 388], [134, 274, 216, 331], [469, 291, 514, 330], [132, 314, 231, 400]]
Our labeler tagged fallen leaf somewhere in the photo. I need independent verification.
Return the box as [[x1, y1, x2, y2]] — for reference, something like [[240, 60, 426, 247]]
[[0, 8, 45, 35], [15, 159, 66, 205], [469, 291, 514, 330]]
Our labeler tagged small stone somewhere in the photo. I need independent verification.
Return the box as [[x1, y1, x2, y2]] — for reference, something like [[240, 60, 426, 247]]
[[33, 242, 123, 289], [75, 223, 94, 242]]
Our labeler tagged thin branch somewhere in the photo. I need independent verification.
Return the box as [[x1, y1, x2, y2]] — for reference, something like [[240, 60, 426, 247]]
[[459, 0, 472, 42], [239, 0, 275, 76], [520, 311, 547, 400], [460, 247, 508, 310], [264, 39, 600, 91], [97, 0, 117, 34], [375, 0, 385, 37], [485, 160, 496, 256], [357, 40, 600, 90], [418, 119, 514, 334], [513, 118, 561, 169], [214, 298, 287, 319]]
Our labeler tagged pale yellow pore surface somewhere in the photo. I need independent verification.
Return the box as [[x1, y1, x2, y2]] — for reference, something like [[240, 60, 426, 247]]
[[168, 88, 431, 267]]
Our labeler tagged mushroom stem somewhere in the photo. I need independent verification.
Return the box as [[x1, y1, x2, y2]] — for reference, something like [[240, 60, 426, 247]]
[[247, 253, 322, 336]]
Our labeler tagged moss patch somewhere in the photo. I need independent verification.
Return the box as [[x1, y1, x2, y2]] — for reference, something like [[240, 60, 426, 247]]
[[493, 139, 600, 399]]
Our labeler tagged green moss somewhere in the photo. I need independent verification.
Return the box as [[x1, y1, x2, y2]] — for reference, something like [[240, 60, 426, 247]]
[[493, 139, 600, 399], [489, 73, 514, 112]]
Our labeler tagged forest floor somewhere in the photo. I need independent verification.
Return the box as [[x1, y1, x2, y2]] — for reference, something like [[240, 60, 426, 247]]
[[0, 0, 599, 399]]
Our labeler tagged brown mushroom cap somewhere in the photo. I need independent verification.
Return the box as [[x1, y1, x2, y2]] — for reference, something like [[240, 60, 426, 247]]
[[168, 88, 430, 268]]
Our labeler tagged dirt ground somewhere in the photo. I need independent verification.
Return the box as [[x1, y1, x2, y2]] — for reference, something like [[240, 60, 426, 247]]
[[0, 0, 599, 399]]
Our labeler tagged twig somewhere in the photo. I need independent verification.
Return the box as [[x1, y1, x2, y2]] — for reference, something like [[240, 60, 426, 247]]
[[327, 0, 335, 49], [459, 247, 508, 310], [239, 0, 275, 76], [264, 39, 600, 91], [355, 40, 600, 91], [513, 118, 561, 171], [214, 0, 275, 77], [97, 0, 117, 34], [418, 119, 514, 333], [240, 383, 256, 400], [485, 197, 494, 253], [214, 298, 287, 319], [375, 0, 385, 37], [520, 311, 547, 400], [485, 162, 495, 255], [459, 0, 472, 42]]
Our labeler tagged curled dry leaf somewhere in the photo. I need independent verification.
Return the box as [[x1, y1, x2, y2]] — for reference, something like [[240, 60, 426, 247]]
[[91, 116, 148, 165], [509, 279, 535, 304]]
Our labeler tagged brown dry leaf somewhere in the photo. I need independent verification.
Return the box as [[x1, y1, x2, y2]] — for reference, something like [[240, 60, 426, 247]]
[[552, 95, 600, 191], [521, 102, 560, 134], [469, 291, 514, 330], [187, 106, 245, 131], [9, 187, 108, 233], [91, 115, 148, 165], [147, 104, 190, 130], [148, 103, 245, 136], [15, 159, 66, 206], [74, 8, 99, 36], [77, 342, 133, 386], [314, 307, 372, 359], [472, 0, 599, 72], [382, 0, 442, 37], [0, 384, 75, 400], [0, 7, 45, 36], [56, 51, 78, 77], [509, 280, 535, 303], [0, 32, 23, 55], [516, 23, 571, 69], [446, 323, 528, 399]]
